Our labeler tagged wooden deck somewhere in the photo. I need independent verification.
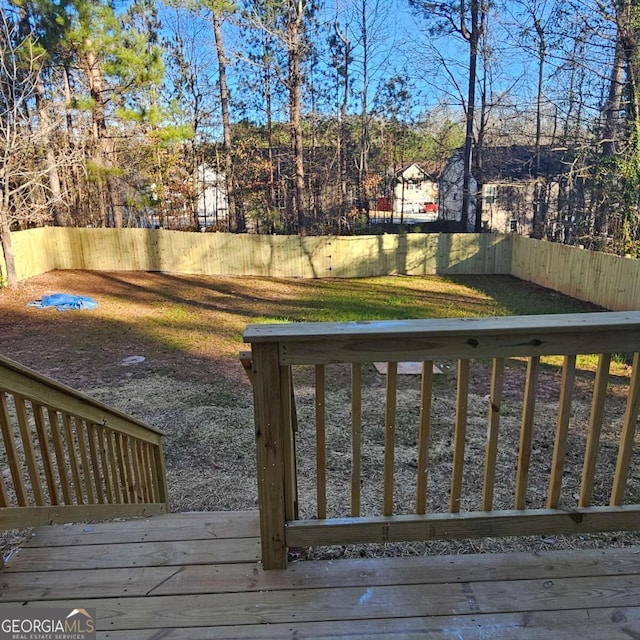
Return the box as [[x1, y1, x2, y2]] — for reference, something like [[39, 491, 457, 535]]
[[1, 511, 640, 639]]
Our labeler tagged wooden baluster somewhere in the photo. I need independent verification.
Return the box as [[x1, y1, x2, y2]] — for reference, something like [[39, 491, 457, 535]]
[[33, 403, 59, 505], [105, 430, 123, 503], [281, 366, 298, 521], [416, 361, 433, 515], [15, 396, 41, 505], [136, 441, 149, 503], [0, 462, 9, 507], [351, 363, 362, 517], [121, 435, 137, 503], [132, 440, 146, 503], [482, 358, 505, 511], [118, 433, 136, 504], [130, 439, 144, 503], [140, 441, 152, 503], [153, 441, 169, 507], [142, 442, 156, 503], [515, 356, 540, 510], [450, 359, 470, 513], [75, 418, 95, 504], [578, 354, 610, 507], [611, 352, 640, 505], [47, 408, 72, 505], [96, 427, 114, 504], [251, 342, 287, 570], [547, 355, 577, 509], [87, 424, 105, 504], [383, 362, 398, 516], [0, 392, 27, 506], [115, 432, 130, 503], [62, 414, 83, 504], [315, 365, 326, 519]]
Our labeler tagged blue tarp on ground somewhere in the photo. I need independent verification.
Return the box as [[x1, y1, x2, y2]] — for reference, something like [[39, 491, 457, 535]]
[[27, 293, 98, 311]]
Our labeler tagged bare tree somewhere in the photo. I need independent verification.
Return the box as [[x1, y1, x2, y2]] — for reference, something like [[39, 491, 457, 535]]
[[211, 4, 242, 230], [0, 10, 65, 285], [410, 0, 489, 231]]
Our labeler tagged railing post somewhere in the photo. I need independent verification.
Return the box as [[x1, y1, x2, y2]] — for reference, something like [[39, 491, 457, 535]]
[[154, 441, 170, 509], [251, 342, 288, 570]]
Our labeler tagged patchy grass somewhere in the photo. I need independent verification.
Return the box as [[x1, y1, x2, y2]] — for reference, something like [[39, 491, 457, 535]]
[[2, 269, 637, 562]]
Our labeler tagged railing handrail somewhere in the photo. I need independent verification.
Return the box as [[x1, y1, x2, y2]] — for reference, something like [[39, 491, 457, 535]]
[[245, 311, 640, 569], [245, 310, 640, 343], [0, 355, 168, 531], [245, 311, 640, 365], [0, 354, 163, 443]]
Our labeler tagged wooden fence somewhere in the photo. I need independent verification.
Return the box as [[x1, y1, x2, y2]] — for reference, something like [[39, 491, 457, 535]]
[[5, 227, 640, 310], [511, 235, 640, 310], [0, 354, 168, 529], [3, 227, 512, 282], [244, 312, 640, 569]]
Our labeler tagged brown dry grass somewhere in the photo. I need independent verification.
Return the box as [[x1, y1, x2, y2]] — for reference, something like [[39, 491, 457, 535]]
[[0, 269, 638, 561]]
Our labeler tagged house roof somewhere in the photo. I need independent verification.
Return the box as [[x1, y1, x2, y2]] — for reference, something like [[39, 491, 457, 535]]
[[475, 145, 572, 182], [395, 161, 446, 181]]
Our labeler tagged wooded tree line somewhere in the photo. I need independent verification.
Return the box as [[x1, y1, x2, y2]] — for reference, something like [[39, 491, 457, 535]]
[[1, 0, 640, 285]]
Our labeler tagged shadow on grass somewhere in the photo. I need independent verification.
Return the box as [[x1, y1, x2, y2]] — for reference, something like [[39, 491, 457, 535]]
[[445, 274, 604, 316]]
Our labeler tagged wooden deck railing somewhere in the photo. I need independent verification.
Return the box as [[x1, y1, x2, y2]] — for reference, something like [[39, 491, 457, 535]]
[[244, 311, 640, 569], [0, 355, 168, 529]]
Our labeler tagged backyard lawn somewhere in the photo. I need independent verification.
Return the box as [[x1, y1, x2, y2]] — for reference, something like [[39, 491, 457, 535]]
[[2, 269, 637, 559]]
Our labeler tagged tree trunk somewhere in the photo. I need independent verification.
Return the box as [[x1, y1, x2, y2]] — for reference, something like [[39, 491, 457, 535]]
[[358, 0, 369, 213], [265, 46, 276, 211], [35, 81, 66, 226], [82, 47, 124, 228], [602, 34, 626, 157], [212, 11, 241, 232], [464, 18, 478, 231], [532, 18, 547, 238], [0, 211, 17, 287], [288, 0, 306, 232], [334, 18, 350, 215]]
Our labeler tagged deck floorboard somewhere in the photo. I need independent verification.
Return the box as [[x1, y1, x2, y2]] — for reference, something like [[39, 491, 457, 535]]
[[1, 511, 639, 639]]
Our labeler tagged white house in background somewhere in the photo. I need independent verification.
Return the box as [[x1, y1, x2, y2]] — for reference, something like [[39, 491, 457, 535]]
[[197, 166, 229, 229], [393, 163, 439, 221], [438, 146, 572, 234]]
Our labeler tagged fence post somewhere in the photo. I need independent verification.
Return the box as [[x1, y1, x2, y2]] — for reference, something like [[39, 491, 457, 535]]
[[251, 342, 288, 569]]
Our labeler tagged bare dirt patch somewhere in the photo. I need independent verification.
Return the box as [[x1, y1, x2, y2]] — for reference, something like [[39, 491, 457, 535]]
[[1, 269, 638, 560]]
